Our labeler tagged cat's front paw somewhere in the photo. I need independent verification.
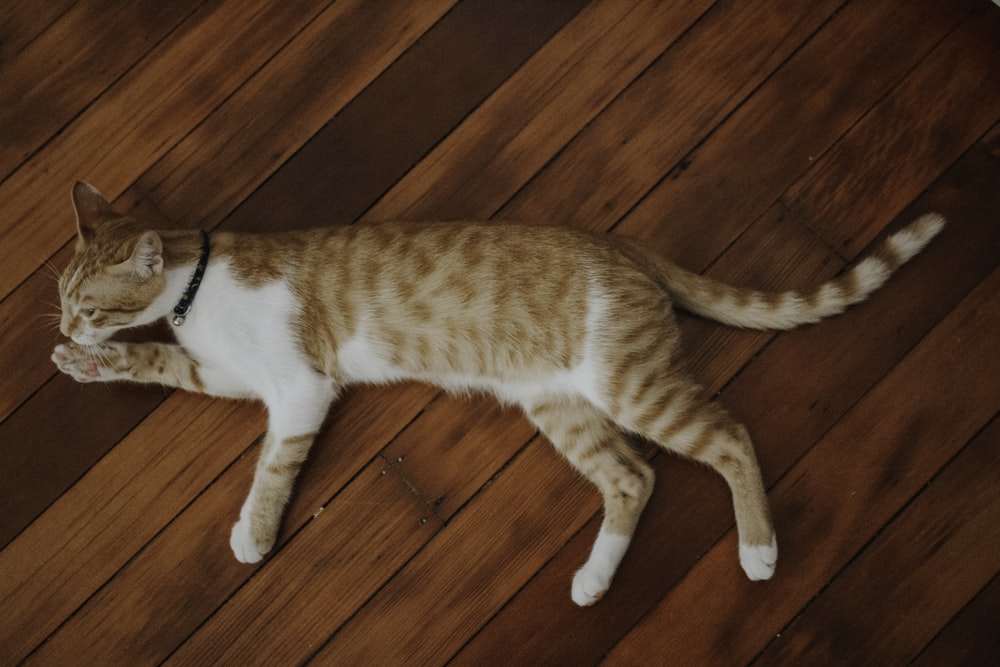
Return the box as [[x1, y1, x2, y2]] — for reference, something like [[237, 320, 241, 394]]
[[52, 342, 102, 382], [229, 519, 273, 564], [571, 565, 611, 607], [739, 534, 778, 581]]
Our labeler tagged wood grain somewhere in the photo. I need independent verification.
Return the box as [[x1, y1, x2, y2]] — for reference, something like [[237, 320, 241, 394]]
[[0, 0, 202, 181], [0, 394, 266, 665], [164, 460, 442, 666], [611, 0, 974, 269], [755, 416, 1000, 664], [224, 0, 588, 234], [21, 384, 436, 665], [785, 3, 1000, 256], [913, 565, 1000, 666], [501, 0, 843, 230], [135, 0, 456, 229], [2, 0, 998, 662], [309, 439, 600, 665], [365, 0, 713, 222], [0, 0, 76, 64]]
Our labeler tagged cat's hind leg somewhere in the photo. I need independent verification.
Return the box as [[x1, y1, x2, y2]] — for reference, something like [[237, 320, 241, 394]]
[[229, 376, 336, 563], [525, 397, 654, 606], [613, 374, 777, 580]]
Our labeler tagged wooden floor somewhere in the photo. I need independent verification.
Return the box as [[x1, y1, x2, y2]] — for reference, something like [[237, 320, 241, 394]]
[[2, 0, 998, 664]]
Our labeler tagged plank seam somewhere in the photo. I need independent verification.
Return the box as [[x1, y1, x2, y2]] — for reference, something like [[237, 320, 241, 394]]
[[0, 0, 213, 191], [19, 427, 266, 664], [748, 409, 1000, 665]]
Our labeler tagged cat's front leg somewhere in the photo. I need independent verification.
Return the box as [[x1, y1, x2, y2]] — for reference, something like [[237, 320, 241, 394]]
[[52, 340, 207, 392], [230, 377, 337, 563]]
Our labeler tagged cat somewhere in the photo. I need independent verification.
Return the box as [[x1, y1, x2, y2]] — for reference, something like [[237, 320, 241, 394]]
[[52, 180, 944, 606]]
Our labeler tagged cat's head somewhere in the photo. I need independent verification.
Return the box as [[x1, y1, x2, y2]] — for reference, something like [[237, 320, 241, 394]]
[[58, 182, 166, 345]]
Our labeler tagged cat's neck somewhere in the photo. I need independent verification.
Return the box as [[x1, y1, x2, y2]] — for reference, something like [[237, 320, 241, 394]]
[[151, 229, 213, 326]]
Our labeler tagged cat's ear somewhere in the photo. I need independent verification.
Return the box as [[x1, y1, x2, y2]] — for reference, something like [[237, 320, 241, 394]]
[[71, 181, 118, 247], [112, 231, 163, 280]]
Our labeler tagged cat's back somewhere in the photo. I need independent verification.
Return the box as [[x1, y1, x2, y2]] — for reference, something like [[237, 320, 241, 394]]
[[295, 222, 640, 380]]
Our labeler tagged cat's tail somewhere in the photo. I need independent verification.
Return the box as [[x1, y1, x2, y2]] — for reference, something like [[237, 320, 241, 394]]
[[611, 213, 946, 330]]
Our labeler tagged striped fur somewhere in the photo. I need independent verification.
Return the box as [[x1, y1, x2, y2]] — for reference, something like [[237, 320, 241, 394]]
[[612, 213, 945, 330], [52, 181, 944, 606]]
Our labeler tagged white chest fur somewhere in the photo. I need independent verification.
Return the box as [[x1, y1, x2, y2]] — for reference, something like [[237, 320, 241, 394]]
[[172, 261, 314, 402]]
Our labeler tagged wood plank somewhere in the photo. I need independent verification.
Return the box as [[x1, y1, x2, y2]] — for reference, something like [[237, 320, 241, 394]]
[[18, 383, 435, 665], [164, 461, 441, 666], [500, 0, 843, 230], [603, 266, 1000, 665], [784, 4, 1000, 257], [754, 415, 1000, 664], [0, 0, 203, 181], [0, 394, 265, 665], [134, 0, 455, 228], [0, 0, 74, 63], [676, 204, 843, 392], [0, 373, 170, 547], [451, 141, 1000, 665], [610, 0, 974, 270], [383, 395, 536, 520], [224, 0, 587, 234], [913, 570, 1000, 666], [0, 0, 337, 301], [364, 0, 712, 221], [307, 438, 600, 665]]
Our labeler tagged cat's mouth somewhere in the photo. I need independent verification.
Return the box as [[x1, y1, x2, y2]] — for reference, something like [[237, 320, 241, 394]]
[[71, 330, 112, 346]]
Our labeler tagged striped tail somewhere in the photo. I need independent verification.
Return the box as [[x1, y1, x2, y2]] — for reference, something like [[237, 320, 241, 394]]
[[615, 213, 946, 331]]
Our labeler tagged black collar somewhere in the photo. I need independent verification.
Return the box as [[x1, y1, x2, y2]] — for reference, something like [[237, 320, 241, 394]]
[[171, 230, 210, 326]]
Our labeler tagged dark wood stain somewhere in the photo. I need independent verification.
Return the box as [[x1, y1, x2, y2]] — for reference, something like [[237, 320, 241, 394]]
[[0, 0, 997, 664]]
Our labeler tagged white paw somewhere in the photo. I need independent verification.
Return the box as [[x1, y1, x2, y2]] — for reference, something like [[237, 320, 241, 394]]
[[52, 342, 126, 382], [51, 343, 102, 382], [229, 519, 267, 564], [572, 566, 611, 607], [739, 534, 778, 581]]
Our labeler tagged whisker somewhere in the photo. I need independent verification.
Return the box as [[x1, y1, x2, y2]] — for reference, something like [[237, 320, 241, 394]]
[[33, 313, 63, 334], [43, 259, 64, 283]]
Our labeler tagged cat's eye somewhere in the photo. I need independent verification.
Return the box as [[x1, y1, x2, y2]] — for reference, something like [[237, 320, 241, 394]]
[[83, 308, 96, 317]]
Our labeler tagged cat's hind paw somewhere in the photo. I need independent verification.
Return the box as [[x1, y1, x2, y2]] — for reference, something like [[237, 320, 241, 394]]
[[229, 519, 271, 564], [739, 534, 778, 581]]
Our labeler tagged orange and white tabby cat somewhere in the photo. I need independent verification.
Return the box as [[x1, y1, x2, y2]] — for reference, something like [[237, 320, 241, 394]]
[[52, 181, 943, 606]]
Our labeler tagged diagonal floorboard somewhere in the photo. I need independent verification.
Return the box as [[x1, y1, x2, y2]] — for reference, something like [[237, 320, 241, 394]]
[[1, 0, 998, 664]]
